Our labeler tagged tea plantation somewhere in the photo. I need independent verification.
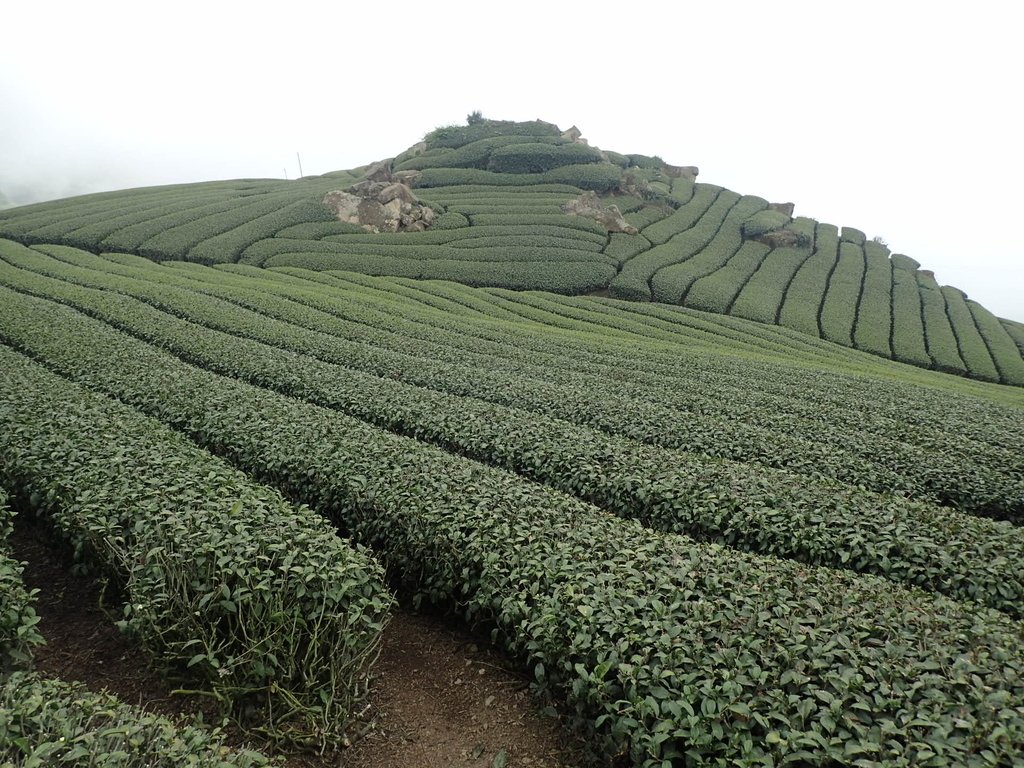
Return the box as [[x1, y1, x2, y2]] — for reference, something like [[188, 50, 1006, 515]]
[[1, 117, 1023, 766], [1, 118, 1020, 386]]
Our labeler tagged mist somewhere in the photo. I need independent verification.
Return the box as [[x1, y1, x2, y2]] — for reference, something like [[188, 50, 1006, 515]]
[[2, 0, 1020, 320]]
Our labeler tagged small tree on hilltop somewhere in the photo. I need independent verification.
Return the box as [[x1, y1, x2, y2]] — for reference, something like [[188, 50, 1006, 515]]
[[467, 110, 485, 125]]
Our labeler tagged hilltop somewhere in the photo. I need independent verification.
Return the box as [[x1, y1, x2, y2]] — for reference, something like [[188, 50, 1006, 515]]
[[0, 115, 1020, 386]]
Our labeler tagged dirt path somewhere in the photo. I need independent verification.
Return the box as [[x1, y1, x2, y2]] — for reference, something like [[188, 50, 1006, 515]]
[[9, 520, 591, 768], [338, 611, 584, 768]]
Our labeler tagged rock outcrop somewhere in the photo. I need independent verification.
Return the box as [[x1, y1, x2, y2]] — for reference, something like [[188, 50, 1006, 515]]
[[561, 191, 638, 235], [661, 164, 699, 179], [756, 229, 805, 248], [768, 202, 795, 216], [393, 169, 423, 185], [322, 162, 435, 233], [561, 125, 585, 143], [368, 160, 394, 181], [617, 171, 655, 200]]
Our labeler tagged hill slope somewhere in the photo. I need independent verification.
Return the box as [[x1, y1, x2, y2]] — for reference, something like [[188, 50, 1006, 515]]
[[1, 241, 1023, 765], [0, 117, 1020, 385]]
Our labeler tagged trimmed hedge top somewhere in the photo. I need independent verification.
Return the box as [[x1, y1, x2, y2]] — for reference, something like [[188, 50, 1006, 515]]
[[0, 672, 273, 767], [487, 142, 605, 174], [423, 118, 562, 149]]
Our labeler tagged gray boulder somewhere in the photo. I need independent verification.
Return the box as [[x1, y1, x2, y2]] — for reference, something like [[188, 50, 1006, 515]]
[[562, 191, 639, 235], [768, 202, 795, 216], [661, 164, 699, 179], [322, 176, 434, 233]]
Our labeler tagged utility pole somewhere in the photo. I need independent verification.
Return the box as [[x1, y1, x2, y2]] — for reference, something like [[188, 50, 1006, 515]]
[[296, 152, 304, 179], [284, 168, 289, 180]]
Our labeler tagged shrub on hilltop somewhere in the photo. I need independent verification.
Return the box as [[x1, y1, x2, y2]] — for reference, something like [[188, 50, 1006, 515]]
[[424, 118, 561, 150], [487, 142, 604, 174]]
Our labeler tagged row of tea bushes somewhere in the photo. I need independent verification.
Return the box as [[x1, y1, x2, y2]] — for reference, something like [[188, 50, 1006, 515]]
[[2, 260, 1023, 622], [0, 343, 391, 749], [1, 287, 1023, 765], [0, 469, 273, 765]]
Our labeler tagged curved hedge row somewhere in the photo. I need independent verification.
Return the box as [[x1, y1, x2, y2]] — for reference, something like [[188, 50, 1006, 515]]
[[423, 119, 561, 149], [100, 197, 280, 255], [0, 182, 252, 236], [889, 257, 933, 368], [431, 210, 470, 230], [917, 272, 967, 375], [248, 238, 609, 265], [55, 198, 231, 253], [135, 193, 300, 262], [728, 217, 816, 325], [486, 141, 605, 174], [684, 241, 772, 314], [275, 220, 367, 239], [185, 198, 336, 263], [0, 672, 273, 768], [301, 265, 1022, 423], [414, 183, 583, 197], [224, 242, 617, 292], [640, 184, 719, 246], [425, 191, 578, 206], [650, 195, 768, 304], [0, 344, 391, 749], [326, 258, 616, 293], [8, 246, 1015, 524], [18, 190, 219, 247], [941, 286, 1000, 382], [968, 300, 1024, 385], [448, 234, 605, 253], [669, 176, 695, 205], [852, 240, 894, 358], [1, 144, 1017, 389], [623, 204, 673, 230], [612, 190, 739, 302], [3, 282, 1024, 766], [6, 254, 1022, 589], [1002, 317, 1024, 355], [740, 209, 790, 238], [9, 246, 1024, 518], [840, 226, 866, 245], [467, 212, 608, 233], [604, 232, 652, 267], [540, 163, 623, 192], [0, 488, 43, 674], [0, 178, 345, 263], [16, 243, 1021, 457], [819, 241, 865, 347], [413, 165, 622, 190], [605, 195, 647, 214], [396, 135, 569, 172], [2, 485, 273, 766], [6, 190, 241, 249], [325, 223, 607, 248], [442, 203, 568, 217]]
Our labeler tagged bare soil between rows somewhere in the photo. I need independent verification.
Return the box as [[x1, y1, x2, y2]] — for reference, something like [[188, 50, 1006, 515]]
[[9, 519, 594, 768]]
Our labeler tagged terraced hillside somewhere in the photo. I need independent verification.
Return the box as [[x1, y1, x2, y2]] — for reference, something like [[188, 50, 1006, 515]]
[[1, 238, 1024, 765], [1, 117, 1019, 385], [2, 116, 1024, 766]]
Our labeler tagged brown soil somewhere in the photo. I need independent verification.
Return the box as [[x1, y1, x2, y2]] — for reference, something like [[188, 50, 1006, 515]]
[[336, 611, 587, 768], [9, 520, 593, 768]]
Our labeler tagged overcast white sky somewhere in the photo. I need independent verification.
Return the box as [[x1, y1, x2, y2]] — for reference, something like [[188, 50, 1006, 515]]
[[2, 1, 1021, 320]]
